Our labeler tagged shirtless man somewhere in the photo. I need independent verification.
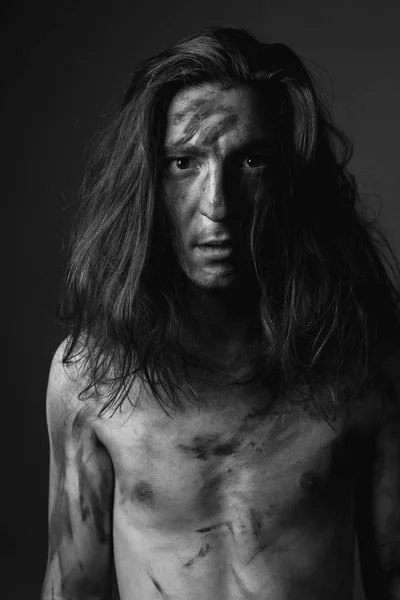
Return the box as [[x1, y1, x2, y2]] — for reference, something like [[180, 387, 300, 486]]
[[41, 27, 400, 599]]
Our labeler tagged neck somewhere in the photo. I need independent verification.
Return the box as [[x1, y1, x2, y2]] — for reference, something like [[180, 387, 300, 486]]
[[181, 278, 260, 369]]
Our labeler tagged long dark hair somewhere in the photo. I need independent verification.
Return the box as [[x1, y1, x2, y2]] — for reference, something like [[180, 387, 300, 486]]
[[59, 26, 400, 420]]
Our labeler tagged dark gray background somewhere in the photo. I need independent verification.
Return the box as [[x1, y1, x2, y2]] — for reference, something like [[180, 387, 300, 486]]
[[7, 0, 400, 598]]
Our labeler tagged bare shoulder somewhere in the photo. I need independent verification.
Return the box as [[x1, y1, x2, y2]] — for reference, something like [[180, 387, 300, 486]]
[[381, 342, 400, 386], [343, 344, 400, 433], [379, 344, 400, 426], [373, 342, 400, 420], [46, 338, 94, 433], [47, 338, 77, 393]]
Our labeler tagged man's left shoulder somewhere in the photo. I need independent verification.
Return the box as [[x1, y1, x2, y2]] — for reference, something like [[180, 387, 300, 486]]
[[367, 341, 400, 435], [376, 341, 400, 402], [342, 343, 399, 437], [382, 341, 400, 381]]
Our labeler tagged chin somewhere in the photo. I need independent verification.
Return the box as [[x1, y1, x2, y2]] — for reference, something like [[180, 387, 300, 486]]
[[181, 258, 257, 293], [187, 269, 241, 291]]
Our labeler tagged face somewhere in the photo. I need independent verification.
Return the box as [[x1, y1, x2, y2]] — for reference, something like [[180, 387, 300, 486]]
[[162, 84, 275, 290]]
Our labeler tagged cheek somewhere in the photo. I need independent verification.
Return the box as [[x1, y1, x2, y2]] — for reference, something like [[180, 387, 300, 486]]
[[240, 173, 270, 202], [163, 180, 198, 225], [162, 192, 194, 256]]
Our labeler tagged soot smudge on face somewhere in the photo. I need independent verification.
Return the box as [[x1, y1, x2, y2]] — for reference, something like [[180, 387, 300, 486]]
[[171, 97, 212, 126], [198, 114, 238, 147], [173, 96, 232, 147]]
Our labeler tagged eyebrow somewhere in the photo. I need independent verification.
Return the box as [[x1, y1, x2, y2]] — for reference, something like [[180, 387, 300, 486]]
[[163, 137, 275, 158]]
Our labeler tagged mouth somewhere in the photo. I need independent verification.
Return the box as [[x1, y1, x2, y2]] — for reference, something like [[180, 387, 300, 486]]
[[196, 243, 234, 258], [197, 237, 233, 248], [201, 242, 231, 248]]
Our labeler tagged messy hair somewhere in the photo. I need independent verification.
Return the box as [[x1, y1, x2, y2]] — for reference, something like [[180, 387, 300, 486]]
[[59, 26, 400, 419]]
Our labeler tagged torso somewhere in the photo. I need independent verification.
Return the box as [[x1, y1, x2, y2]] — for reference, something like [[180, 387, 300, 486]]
[[89, 367, 379, 600]]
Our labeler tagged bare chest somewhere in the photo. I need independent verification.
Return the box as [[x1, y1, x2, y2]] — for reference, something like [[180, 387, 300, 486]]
[[95, 381, 368, 535], [90, 378, 379, 599]]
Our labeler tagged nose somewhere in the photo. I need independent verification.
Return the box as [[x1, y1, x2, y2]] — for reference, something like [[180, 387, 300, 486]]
[[198, 166, 228, 222]]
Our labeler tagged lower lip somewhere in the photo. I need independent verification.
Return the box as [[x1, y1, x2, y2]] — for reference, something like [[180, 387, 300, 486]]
[[197, 245, 234, 258]]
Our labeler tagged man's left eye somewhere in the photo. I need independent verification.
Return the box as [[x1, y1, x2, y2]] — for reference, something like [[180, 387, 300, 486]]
[[242, 155, 268, 169]]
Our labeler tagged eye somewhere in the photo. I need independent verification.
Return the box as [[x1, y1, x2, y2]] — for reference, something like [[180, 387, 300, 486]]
[[241, 155, 269, 170], [166, 157, 198, 172]]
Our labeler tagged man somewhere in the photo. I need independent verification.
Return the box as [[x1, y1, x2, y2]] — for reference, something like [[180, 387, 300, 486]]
[[41, 27, 400, 600]]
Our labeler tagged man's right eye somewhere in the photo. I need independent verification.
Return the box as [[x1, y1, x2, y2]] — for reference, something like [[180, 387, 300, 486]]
[[165, 157, 197, 172]]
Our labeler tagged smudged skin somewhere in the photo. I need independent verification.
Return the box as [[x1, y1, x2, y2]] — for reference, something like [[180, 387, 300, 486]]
[[41, 344, 400, 599], [183, 543, 211, 567], [162, 84, 275, 292], [41, 343, 116, 600], [42, 77, 400, 598], [108, 393, 358, 598], [42, 345, 400, 599], [177, 433, 241, 461]]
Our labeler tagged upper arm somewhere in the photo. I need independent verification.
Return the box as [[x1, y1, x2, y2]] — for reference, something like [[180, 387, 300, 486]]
[[356, 355, 400, 599], [41, 342, 115, 600]]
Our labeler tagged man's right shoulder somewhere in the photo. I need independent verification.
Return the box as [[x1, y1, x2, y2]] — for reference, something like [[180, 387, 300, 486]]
[[46, 338, 89, 426]]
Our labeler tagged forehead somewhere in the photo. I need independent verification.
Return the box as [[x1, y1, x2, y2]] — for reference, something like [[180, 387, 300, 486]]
[[164, 84, 272, 149]]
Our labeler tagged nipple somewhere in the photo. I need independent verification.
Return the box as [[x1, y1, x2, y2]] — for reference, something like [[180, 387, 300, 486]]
[[132, 480, 154, 505], [300, 470, 320, 491]]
